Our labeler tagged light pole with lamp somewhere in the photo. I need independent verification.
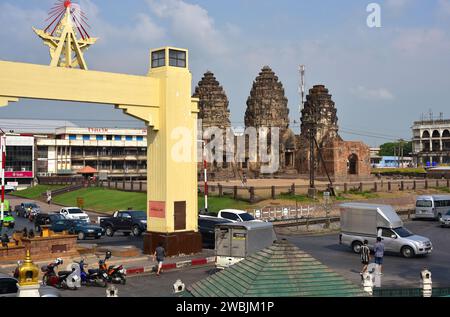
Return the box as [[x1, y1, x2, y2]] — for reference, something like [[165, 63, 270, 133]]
[[197, 140, 208, 213]]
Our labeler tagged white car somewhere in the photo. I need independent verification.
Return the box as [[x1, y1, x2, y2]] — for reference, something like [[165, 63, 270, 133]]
[[60, 207, 90, 223], [217, 209, 262, 223]]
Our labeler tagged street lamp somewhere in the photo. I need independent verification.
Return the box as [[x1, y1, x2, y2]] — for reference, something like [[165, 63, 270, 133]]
[[197, 140, 208, 213]]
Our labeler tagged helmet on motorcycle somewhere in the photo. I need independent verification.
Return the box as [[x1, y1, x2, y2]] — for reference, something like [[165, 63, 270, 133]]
[[55, 258, 63, 265]]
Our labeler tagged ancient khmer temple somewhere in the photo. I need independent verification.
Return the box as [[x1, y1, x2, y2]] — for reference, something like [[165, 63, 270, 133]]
[[194, 68, 371, 181]]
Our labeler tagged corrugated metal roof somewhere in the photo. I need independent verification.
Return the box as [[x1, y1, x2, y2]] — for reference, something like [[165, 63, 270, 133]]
[[184, 240, 369, 297]]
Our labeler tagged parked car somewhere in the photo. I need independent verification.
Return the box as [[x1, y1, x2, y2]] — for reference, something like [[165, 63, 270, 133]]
[[217, 209, 261, 223], [59, 207, 90, 223], [340, 203, 433, 258], [50, 219, 105, 240], [14, 202, 41, 218], [3, 200, 11, 212], [415, 195, 450, 220], [100, 210, 147, 237], [198, 216, 232, 248], [34, 213, 66, 232], [0, 273, 60, 297], [1, 211, 15, 228], [440, 210, 450, 228]]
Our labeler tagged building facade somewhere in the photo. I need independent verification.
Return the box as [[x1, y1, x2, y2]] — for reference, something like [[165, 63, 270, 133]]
[[36, 127, 147, 179], [2, 135, 35, 188], [412, 119, 450, 166]]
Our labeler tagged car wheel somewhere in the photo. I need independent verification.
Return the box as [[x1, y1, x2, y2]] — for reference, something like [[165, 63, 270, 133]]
[[77, 232, 85, 240], [105, 226, 114, 237], [401, 246, 415, 258], [132, 225, 141, 236], [352, 241, 362, 254]]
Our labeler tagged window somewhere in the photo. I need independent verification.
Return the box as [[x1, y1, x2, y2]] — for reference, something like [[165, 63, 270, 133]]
[[125, 136, 133, 141], [69, 135, 77, 140], [96, 135, 104, 141], [381, 228, 394, 238], [106, 135, 112, 141], [114, 136, 122, 141], [221, 212, 239, 221], [416, 200, 432, 208], [5, 146, 32, 172], [239, 213, 255, 221], [137, 136, 144, 141], [435, 200, 450, 207], [169, 50, 186, 68], [83, 135, 90, 141], [152, 49, 165, 68]]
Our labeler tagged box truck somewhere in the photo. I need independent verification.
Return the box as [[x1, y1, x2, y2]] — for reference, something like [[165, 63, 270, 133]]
[[339, 203, 432, 258]]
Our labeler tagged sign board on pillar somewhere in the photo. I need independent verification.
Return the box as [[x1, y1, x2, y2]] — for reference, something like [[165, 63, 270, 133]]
[[149, 201, 165, 219]]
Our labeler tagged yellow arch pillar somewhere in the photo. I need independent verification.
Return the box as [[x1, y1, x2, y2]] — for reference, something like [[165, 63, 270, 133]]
[[0, 46, 202, 256]]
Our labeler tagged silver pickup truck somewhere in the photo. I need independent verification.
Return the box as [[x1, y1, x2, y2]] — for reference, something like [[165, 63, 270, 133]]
[[339, 203, 432, 258]]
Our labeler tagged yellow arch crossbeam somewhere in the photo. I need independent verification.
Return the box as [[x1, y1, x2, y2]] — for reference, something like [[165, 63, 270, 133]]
[[0, 60, 160, 129]]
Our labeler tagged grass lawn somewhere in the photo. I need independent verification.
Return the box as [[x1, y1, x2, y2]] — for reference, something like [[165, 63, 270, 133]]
[[276, 193, 318, 203], [53, 187, 147, 214], [11, 185, 67, 200], [198, 196, 250, 214]]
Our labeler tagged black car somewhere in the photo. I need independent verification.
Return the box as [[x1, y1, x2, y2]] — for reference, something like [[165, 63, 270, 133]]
[[51, 219, 105, 240], [34, 213, 66, 232], [100, 210, 147, 237], [198, 216, 232, 248]]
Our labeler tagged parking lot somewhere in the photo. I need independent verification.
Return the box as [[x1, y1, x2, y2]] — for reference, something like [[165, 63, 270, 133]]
[[279, 219, 450, 288]]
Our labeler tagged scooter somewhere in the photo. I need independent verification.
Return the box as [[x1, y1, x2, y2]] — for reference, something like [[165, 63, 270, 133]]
[[41, 258, 80, 290], [103, 251, 126, 284], [76, 259, 107, 288]]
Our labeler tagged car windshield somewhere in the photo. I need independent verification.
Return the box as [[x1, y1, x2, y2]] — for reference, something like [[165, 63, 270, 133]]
[[416, 200, 432, 207], [27, 204, 38, 208], [393, 227, 413, 238], [446, 210, 450, 216], [127, 211, 146, 219], [68, 208, 83, 214], [239, 213, 255, 221]]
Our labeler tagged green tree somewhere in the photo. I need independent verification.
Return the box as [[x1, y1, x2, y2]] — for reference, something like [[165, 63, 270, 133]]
[[379, 141, 412, 156]]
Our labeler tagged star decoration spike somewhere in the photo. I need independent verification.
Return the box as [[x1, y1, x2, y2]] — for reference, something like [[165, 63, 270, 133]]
[[33, 0, 98, 70]]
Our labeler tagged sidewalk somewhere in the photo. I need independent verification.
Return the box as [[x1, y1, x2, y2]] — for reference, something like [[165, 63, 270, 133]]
[[0, 249, 216, 276]]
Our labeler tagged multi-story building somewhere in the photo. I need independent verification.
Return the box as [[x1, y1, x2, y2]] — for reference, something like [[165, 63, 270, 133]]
[[36, 127, 147, 179], [412, 119, 450, 166], [2, 135, 35, 189]]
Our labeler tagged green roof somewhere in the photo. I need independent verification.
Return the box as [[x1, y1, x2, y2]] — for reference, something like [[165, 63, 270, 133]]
[[186, 240, 369, 297]]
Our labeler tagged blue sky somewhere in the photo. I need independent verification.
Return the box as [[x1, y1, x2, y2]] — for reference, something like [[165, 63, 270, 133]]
[[1, 0, 450, 146]]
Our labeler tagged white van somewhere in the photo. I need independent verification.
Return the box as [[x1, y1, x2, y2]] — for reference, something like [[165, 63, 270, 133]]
[[415, 195, 450, 220]]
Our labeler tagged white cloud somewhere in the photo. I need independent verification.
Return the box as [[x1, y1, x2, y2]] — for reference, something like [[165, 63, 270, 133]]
[[146, 0, 228, 56], [392, 28, 450, 56], [350, 86, 395, 101]]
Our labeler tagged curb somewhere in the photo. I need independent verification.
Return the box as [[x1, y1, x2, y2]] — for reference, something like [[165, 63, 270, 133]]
[[126, 256, 216, 276]]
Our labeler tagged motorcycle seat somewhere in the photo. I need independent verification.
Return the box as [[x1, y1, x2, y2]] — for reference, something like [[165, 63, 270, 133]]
[[58, 271, 72, 276], [88, 269, 99, 275]]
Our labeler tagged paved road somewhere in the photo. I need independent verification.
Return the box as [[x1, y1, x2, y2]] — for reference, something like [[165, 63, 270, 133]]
[[280, 219, 450, 288], [59, 266, 214, 297]]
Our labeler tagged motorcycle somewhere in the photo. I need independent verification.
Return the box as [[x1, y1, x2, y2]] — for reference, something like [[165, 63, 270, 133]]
[[76, 258, 108, 288], [41, 258, 81, 290], [103, 251, 126, 285]]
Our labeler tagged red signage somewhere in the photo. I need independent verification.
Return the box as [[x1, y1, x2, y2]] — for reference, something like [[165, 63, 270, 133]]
[[149, 201, 165, 219], [88, 128, 109, 133], [5, 171, 33, 178]]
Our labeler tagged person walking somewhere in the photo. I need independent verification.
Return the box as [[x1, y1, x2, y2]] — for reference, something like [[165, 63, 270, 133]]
[[360, 240, 371, 275], [374, 237, 385, 275], [153, 242, 166, 276], [47, 193, 52, 206]]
